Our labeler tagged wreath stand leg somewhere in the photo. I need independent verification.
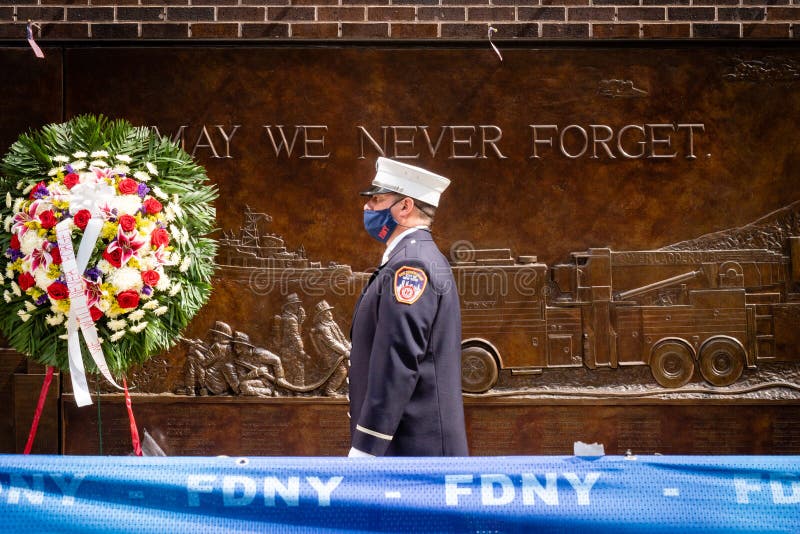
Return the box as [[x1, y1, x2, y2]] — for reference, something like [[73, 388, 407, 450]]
[[23, 366, 55, 455], [123, 377, 142, 456]]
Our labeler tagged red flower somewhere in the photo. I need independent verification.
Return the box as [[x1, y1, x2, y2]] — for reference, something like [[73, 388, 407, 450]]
[[89, 306, 103, 322], [118, 214, 137, 233], [103, 246, 123, 268], [47, 281, 69, 301], [73, 209, 92, 231], [38, 210, 57, 230], [116, 290, 140, 309], [49, 247, 62, 265], [143, 198, 163, 215], [141, 270, 160, 287], [63, 173, 80, 189], [18, 272, 35, 291], [10, 234, 20, 250], [118, 178, 139, 195], [150, 228, 170, 248]]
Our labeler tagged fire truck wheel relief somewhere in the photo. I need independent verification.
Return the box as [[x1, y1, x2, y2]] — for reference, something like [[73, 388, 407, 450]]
[[698, 337, 746, 387], [461, 345, 499, 394], [649, 340, 695, 389]]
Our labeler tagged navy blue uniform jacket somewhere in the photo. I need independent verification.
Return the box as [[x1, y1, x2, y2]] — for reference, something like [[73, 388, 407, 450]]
[[349, 229, 468, 456]]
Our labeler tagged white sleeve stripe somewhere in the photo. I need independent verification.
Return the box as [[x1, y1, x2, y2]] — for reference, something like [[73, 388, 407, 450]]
[[356, 425, 393, 441]]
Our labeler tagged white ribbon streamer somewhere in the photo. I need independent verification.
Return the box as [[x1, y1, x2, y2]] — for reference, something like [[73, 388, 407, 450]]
[[56, 218, 123, 406]]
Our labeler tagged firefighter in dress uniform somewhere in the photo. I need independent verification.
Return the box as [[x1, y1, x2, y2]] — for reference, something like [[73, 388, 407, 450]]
[[348, 157, 468, 457]]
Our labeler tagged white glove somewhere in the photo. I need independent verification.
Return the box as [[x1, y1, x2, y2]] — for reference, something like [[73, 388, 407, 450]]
[[348, 447, 374, 458]]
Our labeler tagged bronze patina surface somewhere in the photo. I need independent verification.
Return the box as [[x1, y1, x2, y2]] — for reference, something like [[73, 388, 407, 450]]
[[3, 45, 800, 455]]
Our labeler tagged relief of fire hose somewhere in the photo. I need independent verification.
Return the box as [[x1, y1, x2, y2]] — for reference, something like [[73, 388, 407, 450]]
[[176, 295, 350, 398]]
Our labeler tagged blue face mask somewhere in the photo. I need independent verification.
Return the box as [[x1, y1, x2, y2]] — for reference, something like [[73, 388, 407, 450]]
[[363, 198, 402, 243]]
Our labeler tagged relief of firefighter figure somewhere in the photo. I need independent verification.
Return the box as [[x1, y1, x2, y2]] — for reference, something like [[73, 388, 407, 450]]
[[179, 322, 240, 396], [177, 296, 351, 397], [309, 300, 351, 397], [276, 293, 310, 387]]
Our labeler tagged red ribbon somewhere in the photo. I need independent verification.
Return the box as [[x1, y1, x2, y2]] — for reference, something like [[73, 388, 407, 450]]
[[24, 366, 54, 455], [123, 377, 142, 456]]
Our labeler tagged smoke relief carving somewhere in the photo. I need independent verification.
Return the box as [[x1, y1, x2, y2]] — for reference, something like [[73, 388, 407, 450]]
[[724, 57, 800, 83], [598, 79, 648, 98]]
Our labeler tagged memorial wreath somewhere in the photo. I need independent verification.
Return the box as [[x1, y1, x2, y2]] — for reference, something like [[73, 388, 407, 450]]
[[0, 115, 216, 404]]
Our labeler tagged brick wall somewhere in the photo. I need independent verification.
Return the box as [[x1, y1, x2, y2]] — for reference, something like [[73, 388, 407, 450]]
[[0, 1, 798, 40]]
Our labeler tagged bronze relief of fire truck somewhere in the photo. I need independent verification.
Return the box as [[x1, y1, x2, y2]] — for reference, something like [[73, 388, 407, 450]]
[[453, 227, 800, 393]]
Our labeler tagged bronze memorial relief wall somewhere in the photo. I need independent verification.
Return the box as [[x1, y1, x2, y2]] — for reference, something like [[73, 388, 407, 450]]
[[2, 45, 800, 456]]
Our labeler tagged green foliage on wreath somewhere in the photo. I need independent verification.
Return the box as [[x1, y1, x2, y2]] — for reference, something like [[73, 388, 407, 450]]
[[0, 115, 217, 376]]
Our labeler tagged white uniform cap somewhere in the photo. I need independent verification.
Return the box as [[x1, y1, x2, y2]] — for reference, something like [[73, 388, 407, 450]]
[[360, 157, 451, 208]]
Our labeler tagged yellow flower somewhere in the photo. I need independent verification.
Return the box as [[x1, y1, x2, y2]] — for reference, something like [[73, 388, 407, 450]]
[[101, 222, 117, 240], [54, 299, 71, 314], [128, 257, 140, 269], [47, 263, 61, 279], [29, 288, 43, 299]]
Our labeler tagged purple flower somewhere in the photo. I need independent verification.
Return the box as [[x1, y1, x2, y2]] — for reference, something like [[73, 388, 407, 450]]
[[6, 248, 24, 261], [141, 285, 153, 296], [83, 267, 102, 281], [137, 183, 150, 198], [65, 164, 74, 174], [31, 184, 50, 199], [35, 294, 49, 306]]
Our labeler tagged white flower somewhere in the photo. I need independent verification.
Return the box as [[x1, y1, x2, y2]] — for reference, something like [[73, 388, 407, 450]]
[[168, 281, 182, 296], [179, 257, 191, 273], [58, 334, 68, 340], [90, 160, 108, 168], [69, 180, 116, 217], [16, 181, 24, 190], [53, 155, 70, 163], [156, 272, 171, 291], [17, 310, 31, 322], [164, 205, 176, 222], [97, 259, 113, 275], [3, 291, 11, 303], [33, 268, 53, 292], [133, 171, 151, 183], [109, 195, 143, 216], [20, 231, 42, 256], [91, 150, 109, 158], [151, 186, 168, 200], [129, 321, 148, 334], [10, 281, 21, 297], [108, 319, 127, 331], [46, 313, 65, 326], [110, 330, 126, 342], [22, 183, 34, 195], [13, 198, 23, 213], [72, 151, 88, 159], [24, 301, 37, 312], [71, 160, 87, 171], [142, 300, 159, 310], [169, 224, 182, 242], [114, 164, 130, 175], [145, 162, 158, 176], [108, 267, 143, 292], [4, 216, 11, 232], [128, 309, 145, 322], [116, 154, 132, 163], [47, 168, 60, 176], [154, 306, 168, 316], [5, 267, 13, 279], [98, 298, 111, 312], [181, 227, 190, 245]]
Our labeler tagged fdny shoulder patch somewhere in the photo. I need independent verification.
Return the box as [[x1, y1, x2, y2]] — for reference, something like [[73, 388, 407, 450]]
[[394, 266, 428, 305]]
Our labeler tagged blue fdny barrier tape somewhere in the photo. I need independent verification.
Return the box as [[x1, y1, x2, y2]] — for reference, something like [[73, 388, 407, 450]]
[[0, 455, 798, 533]]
